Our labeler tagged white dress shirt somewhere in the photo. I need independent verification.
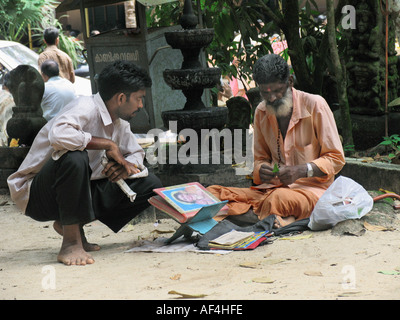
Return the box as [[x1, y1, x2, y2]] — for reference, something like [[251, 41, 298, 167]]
[[41, 76, 76, 120], [8, 93, 145, 213]]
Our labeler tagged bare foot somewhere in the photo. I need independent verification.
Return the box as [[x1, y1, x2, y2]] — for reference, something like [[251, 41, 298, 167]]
[[57, 224, 95, 266], [53, 221, 101, 252], [57, 242, 95, 266], [274, 215, 296, 229]]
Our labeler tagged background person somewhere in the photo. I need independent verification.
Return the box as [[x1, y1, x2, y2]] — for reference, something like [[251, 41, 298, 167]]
[[38, 27, 75, 83], [40, 60, 76, 121]]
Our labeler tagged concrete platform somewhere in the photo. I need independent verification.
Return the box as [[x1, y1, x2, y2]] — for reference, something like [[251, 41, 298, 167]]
[[340, 158, 400, 194]]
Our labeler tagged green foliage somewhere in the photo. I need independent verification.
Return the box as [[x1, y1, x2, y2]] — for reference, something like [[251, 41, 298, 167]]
[[0, 0, 84, 68], [298, 3, 326, 76], [202, 0, 275, 88], [143, 0, 333, 95], [379, 134, 400, 161], [57, 30, 85, 69], [0, 0, 58, 43], [145, 2, 181, 28], [343, 143, 355, 157], [33, 15, 85, 69]]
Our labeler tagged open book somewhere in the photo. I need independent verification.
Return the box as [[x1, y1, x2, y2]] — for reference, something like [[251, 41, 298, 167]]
[[149, 182, 228, 244]]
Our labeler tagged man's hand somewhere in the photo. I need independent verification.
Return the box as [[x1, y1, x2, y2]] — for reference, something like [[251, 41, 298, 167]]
[[104, 142, 140, 181], [102, 159, 140, 182], [259, 163, 281, 185], [276, 164, 307, 186], [86, 137, 141, 182], [259, 163, 311, 186]]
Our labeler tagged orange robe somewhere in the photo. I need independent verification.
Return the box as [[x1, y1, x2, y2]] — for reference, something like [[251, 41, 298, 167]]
[[208, 88, 345, 220]]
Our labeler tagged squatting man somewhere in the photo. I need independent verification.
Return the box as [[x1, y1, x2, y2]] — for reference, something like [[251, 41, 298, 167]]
[[8, 61, 162, 266]]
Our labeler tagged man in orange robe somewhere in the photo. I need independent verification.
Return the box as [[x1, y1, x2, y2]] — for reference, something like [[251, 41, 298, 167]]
[[207, 54, 345, 228]]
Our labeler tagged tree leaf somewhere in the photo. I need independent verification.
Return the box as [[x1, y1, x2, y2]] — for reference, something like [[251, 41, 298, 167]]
[[252, 277, 275, 284], [168, 290, 208, 299], [304, 270, 323, 276], [388, 97, 400, 107], [378, 270, 400, 275], [170, 274, 181, 280], [239, 261, 260, 269], [364, 221, 394, 232]]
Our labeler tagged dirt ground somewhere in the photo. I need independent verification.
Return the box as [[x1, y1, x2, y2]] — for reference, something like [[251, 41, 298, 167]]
[[1, 192, 400, 302]]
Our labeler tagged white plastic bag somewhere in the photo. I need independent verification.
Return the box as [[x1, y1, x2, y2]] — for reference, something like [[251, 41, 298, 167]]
[[308, 176, 373, 231]]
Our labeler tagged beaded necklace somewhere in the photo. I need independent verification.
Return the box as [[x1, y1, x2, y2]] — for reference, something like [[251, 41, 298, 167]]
[[277, 128, 282, 168]]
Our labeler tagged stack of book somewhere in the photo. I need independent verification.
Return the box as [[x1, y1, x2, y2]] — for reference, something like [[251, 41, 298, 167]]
[[208, 230, 269, 250]]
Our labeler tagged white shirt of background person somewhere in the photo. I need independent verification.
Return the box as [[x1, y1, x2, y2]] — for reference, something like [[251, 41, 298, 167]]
[[41, 75, 76, 121]]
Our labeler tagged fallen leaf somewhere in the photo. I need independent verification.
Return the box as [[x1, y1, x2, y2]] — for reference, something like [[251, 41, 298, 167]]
[[279, 233, 313, 240], [378, 188, 396, 194], [361, 157, 374, 163], [337, 291, 362, 297], [239, 261, 260, 269], [355, 250, 367, 255], [151, 228, 175, 234], [9, 138, 19, 147], [264, 258, 286, 265], [378, 270, 400, 275], [168, 290, 207, 299], [140, 142, 154, 149], [170, 274, 181, 280], [252, 277, 275, 284], [364, 221, 394, 232], [121, 224, 135, 232], [304, 270, 323, 277]]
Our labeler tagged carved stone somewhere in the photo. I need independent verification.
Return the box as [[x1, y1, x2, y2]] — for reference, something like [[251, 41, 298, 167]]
[[6, 65, 46, 146], [341, 0, 400, 149], [343, 0, 399, 116]]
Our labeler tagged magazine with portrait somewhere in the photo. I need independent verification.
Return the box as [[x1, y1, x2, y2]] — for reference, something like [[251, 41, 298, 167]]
[[154, 182, 222, 214], [148, 182, 228, 242]]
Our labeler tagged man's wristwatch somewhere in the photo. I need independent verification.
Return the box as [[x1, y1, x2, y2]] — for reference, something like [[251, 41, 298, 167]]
[[306, 163, 314, 178]]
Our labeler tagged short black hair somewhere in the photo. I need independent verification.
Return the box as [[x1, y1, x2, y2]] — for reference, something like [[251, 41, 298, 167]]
[[3, 72, 10, 89], [44, 27, 59, 45], [40, 60, 59, 78], [253, 54, 290, 85], [97, 61, 152, 101]]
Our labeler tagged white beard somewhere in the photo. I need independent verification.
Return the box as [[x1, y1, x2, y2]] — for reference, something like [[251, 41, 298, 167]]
[[265, 87, 293, 118]]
